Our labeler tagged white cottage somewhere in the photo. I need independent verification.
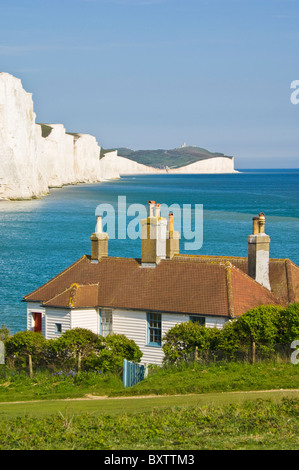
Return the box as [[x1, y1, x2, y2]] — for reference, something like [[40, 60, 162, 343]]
[[24, 202, 299, 365]]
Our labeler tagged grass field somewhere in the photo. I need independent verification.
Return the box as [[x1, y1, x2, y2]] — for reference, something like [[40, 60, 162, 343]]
[[0, 394, 297, 450], [0, 362, 298, 450], [1, 362, 298, 402]]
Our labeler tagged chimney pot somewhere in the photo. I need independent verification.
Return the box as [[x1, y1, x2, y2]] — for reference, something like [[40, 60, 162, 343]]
[[168, 212, 174, 232], [96, 216, 103, 233], [252, 217, 259, 235], [148, 200, 155, 217], [166, 212, 179, 259], [258, 212, 265, 234], [155, 203, 161, 218]]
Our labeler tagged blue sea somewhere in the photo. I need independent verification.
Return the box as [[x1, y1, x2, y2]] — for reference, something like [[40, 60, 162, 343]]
[[0, 169, 298, 334]]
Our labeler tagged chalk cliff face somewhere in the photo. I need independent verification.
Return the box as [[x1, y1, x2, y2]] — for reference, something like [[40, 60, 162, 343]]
[[0, 73, 236, 200], [169, 156, 235, 174], [0, 73, 106, 199], [0, 73, 49, 199]]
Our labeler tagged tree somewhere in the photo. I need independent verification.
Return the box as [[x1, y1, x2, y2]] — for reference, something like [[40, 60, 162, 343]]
[[5, 330, 46, 377]]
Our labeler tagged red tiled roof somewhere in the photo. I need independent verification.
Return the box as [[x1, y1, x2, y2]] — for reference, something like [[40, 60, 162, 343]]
[[24, 254, 287, 317], [175, 254, 299, 305]]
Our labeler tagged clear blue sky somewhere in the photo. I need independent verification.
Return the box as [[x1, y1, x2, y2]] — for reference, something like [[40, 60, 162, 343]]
[[0, 0, 298, 168]]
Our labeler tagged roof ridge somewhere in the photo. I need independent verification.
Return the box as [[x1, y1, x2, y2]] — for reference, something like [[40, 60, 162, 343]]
[[285, 259, 296, 303]]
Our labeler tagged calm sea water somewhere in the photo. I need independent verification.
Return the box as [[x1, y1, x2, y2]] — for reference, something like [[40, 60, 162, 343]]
[[0, 169, 298, 334]]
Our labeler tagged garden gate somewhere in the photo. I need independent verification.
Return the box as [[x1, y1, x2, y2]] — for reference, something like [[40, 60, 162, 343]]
[[122, 359, 146, 388]]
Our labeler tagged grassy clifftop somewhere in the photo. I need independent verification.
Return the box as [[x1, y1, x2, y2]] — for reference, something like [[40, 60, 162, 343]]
[[102, 146, 233, 169]]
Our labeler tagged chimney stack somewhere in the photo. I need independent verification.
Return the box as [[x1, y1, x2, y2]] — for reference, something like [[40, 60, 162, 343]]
[[166, 212, 180, 259], [90, 215, 109, 262], [247, 212, 271, 290], [140, 200, 167, 265]]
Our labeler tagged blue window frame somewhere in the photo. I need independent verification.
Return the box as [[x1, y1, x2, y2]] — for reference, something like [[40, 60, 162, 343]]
[[55, 323, 62, 334], [147, 313, 162, 346], [190, 316, 205, 326]]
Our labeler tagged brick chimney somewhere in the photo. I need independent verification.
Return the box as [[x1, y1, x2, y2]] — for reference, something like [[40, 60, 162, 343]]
[[247, 212, 271, 290], [140, 201, 167, 265], [166, 212, 180, 259], [90, 216, 109, 262]]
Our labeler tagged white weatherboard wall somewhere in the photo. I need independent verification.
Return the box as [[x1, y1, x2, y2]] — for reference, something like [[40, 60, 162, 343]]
[[71, 308, 99, 335], [45, 308, 71, 339], [112, 309, 227, 365], [0, 73, 237, 200]]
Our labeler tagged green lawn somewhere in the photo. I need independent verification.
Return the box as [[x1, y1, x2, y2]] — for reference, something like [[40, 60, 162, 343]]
[[0, 362, 298, 450], [0, 395, 297, 450]]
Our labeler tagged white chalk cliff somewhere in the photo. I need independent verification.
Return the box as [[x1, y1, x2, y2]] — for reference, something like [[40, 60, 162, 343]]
[[0, 73, 236, 200]]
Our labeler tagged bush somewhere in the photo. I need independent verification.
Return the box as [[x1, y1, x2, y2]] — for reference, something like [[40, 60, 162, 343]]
[[4, 328, 142, 376], [162, 304, 299, 363], [50, 328, 100, 372], [277, 303, 299, 343], [83, 334, 143, 373], [5, 330, 47, 377], [162, 321, 220, 364], [233, 305, 284, 354], [216, 319, 241, 355]]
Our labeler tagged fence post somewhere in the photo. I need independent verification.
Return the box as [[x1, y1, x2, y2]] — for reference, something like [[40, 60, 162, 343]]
[[0, 341, 4, 365], [194, 346, 198, 362], [252, 341, 256, 364], [123, 359, 128, 388]]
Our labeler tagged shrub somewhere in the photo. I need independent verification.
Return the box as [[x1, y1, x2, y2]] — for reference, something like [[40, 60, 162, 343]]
[[162, 321, 220, 364], [216, 319, 241, 355], [83, 334, 143, 373], [276, 303, 299, 343], [50, 328, 102, 372], [234, 305, 284, 354], [5, 330, 47, 377], [3, 328, 142, 375]]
